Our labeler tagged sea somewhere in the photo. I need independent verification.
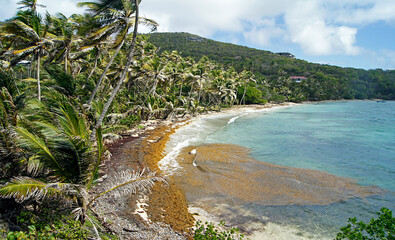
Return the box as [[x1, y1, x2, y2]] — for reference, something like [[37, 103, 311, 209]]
[[160, 101, 395, 239]]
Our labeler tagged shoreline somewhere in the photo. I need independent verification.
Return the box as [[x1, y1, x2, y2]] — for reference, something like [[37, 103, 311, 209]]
[[94, 101, 386, 239], [93, 103, 296, 239]]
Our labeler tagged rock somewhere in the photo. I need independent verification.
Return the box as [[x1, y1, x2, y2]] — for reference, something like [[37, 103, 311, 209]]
[[96, 174, 107, 183], [189, 149, 197, 155]]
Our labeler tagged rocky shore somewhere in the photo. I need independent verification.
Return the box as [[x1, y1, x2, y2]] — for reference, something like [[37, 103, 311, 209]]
[[91, 119, 194, 239]]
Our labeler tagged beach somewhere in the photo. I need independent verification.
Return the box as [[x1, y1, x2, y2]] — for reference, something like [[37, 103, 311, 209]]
[[93, 102, 387, 239]]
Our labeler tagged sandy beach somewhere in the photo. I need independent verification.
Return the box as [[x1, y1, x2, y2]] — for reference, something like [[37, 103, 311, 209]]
[[91, 104, 290, 239], [93, 102, 384, 239]]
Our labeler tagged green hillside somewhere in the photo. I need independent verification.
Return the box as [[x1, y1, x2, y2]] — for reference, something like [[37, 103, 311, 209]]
[[147, 32, 395, 101]]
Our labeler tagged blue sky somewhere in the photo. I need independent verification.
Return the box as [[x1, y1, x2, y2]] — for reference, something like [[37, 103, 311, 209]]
[[1, 0, 395, 70]]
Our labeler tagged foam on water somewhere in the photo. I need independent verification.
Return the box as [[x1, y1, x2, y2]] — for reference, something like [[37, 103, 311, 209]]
[[159, 115, 228, 174], [159, 105, 294, 174], [158, 101, 395, 239]]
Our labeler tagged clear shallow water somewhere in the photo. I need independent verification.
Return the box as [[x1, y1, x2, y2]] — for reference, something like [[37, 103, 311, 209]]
[[206, 101, 395, 192], [163, 101, 395, 239]]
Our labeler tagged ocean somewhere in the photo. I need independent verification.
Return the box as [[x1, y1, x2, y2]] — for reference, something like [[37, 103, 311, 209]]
[[160, 101, 395, 239]]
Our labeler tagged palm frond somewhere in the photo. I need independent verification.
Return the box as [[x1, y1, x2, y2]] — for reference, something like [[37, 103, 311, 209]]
[[26, 155, 45, 176], [15, 126, 56, 162], [13, 20, 40, 42], [89, 169, 166, 206], [51, 136, 92, 184], [0, 177, 70, 201], [102, 124, 127, 134]]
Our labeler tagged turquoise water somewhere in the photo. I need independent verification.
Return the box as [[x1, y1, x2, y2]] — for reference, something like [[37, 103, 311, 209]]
[[201, 101, 395, 238], [206, 101, 395, 192], [164, 101, 395, 239]]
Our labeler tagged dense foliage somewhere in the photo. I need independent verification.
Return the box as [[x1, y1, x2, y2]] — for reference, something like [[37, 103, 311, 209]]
[[147, 32, 395, 101], [5, 209, 89, 240], [0, 0, 259, 238], [336, 207, 395, 240], [1, 0, 393, 238]]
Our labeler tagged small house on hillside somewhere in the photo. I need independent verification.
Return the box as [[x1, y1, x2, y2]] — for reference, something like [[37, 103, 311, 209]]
[[289, 76, 307, 83], [276, 52, 295, 59]]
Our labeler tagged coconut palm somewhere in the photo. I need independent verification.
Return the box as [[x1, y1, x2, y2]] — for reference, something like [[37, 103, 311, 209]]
[[0, 87, 22, 179], [17, 0, 46, 12], [0, 11, 55, 100], [0, 93, 165, 238], [46, 13, 83, 74], [80, 0, 158, 108], [238, 70, 256, 105], [91, 0, 142, 140]]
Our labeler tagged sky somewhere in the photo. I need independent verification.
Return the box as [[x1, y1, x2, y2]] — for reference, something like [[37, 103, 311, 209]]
[[1, 0, 395, 70]]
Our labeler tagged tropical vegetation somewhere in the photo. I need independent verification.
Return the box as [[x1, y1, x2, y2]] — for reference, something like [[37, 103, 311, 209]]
[[0, 0, 263, 238], [147, 32, 395, 102], [0, 0, 394, 239], [336, 207, 394, 240]]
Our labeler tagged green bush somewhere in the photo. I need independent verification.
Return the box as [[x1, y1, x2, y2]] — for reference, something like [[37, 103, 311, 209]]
[[6, 210, 89, 240], [336, 207, 395, 240], [194, 221, 244, 240]]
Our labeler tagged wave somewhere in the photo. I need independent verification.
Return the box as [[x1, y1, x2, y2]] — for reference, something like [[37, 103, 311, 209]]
[[159, 104, 296, 175]]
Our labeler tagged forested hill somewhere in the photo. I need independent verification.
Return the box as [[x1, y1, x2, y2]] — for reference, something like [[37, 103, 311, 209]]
[[147, 32, 395, 101]]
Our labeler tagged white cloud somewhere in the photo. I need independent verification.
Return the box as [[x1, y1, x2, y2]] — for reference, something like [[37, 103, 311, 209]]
[[1, 0, 394, 68], [140, 0, 370, 56], [365, 49, 395, 70], [243, 19, 285, 47], [324, 0, 395, 25], [38, 0, 85, 17], [284, 0, 360, 55], [140, 0, 248, 36]]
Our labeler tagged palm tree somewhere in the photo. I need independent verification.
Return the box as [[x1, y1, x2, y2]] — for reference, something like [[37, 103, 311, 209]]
[[17, 0, 46, 12], [0, 11, 55, 100], [46, 13, 83, 74], [80, 0, 158, 108], [91, 0, 141, 140], [0, 87, 22, 179], [238, 70, 256, 105], [0, 93, 165, 238]]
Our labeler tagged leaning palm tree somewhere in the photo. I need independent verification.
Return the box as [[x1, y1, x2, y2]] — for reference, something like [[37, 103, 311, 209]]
[[0, 87, 22, 179], [0, 11, 55, 100], [79, 0, 158, 108], [0, 93, 165, 238], [91, 0, 142, 140], [46, 13, 83, 74]]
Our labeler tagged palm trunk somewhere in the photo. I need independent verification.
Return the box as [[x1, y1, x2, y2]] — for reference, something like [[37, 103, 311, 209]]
[[37, 53, 41, 101], [65, 53, 68, 73], [142, 77, 158, 106], [241, 84, 247, 105], [179, 79, 183, 98], [87, 40, 125, 107], [91, 0, 139, 141], [87, 51, 100, 79]]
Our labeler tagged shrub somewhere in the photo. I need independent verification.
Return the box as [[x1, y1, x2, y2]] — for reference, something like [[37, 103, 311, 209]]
[[336, 207, 395, 240], [194, 221, 244, 240], [6, 210, 89, 240]]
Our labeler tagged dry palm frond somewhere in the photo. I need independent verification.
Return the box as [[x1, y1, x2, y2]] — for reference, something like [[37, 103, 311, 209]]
[[89, 169, 166, 205]]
